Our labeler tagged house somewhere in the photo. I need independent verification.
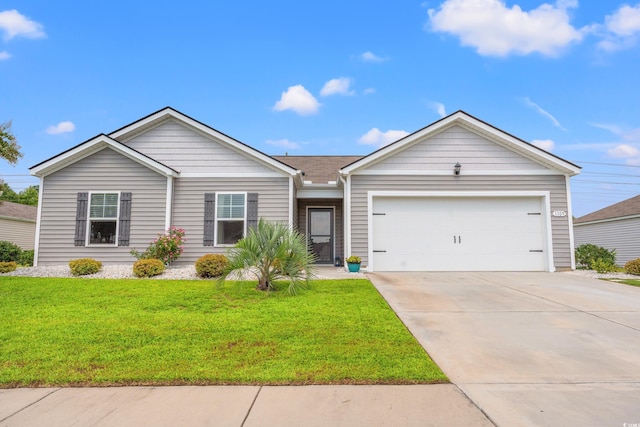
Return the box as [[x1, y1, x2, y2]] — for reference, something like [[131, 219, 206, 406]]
[[574, 195, 640, 266], [29, 107, 581, 271], [0, 200, 37, 250]]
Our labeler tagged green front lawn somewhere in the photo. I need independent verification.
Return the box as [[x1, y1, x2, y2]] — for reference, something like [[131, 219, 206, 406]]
[[606, 278, 640, 287], [0, 277, 446, 387]]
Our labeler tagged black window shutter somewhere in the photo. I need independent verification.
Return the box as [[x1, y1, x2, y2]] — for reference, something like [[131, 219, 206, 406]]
[[203, 193, 215, 246], [118, 192, 132, 246], [74, 192, 88, 246], [247, 193, 259, 231]]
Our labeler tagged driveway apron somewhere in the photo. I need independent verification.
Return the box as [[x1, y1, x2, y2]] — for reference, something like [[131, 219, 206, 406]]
[[367, 272, 640, 427]]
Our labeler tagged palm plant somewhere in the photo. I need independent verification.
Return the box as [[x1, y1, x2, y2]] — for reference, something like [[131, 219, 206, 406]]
[[219, 218, 316, 294]]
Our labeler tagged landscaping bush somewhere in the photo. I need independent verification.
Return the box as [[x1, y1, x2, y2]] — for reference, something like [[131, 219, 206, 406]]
[[133, 259, 165, 278], [19, 250, 34, 267], [0, 240, 22, 263], [590, 258, 618, 274], [624, 258, 640, 275], [130, 227, 186, 265], [0, 261, 17, 273], [69, 258, 102, 276], [575, 244, 616, 269], [195, 254, 228, 278]]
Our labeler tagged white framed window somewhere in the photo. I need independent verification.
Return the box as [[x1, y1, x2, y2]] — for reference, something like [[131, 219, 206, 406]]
[[215, 192, 246, 246], [87, 192, 119, 246]]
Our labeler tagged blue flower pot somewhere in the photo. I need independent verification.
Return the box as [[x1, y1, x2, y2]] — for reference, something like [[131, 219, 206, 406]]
[[347, 262, 361, 273]]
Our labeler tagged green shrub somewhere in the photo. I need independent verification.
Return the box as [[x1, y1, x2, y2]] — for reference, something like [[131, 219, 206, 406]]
[[69, 258, 102, 276], [590, 258, 618, 274], [0, 261, 17, 273], [133, 259, 165, 278], [18, 250, 34, 267], [0, 240, 22, 263], [195, 254, 229, 278], [575, 244, 616, 269], [624, 258, 640, 275]]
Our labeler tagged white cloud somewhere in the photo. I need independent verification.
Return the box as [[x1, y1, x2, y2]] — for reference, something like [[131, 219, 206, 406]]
[[607, 144, 640, 158], [523, 97, 567, 131], [363, 87, 376, 95], [273, 85, 320, 116], [591, 122, 640, 142], [605, 4, 640, 36], [427, 0, 583, 57], [46, 121, 75, 135], [359, 51, 388, 62], [320, 77, 354, 97], [532, 139, 555, 152], [266, 139, 301, 150], [0, 51, 9, 60], [358, 128, 410, 148], [429, 102, 447, 118], [598, 4, 640, 52], [0, 9, 46, 41]]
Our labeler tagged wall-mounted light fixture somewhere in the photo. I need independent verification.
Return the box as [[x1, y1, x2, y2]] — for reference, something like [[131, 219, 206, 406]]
[[454, 162, 461, 176]]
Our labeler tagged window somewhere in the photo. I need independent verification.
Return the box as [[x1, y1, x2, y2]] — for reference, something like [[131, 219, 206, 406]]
[[216, 193, 245, 245], [88, 192, 119, 245]]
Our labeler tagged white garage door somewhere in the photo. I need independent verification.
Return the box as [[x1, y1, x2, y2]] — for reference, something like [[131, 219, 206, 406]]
[[371, 196, 547, 271]]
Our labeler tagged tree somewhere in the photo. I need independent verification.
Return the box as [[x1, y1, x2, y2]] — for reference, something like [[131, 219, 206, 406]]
[[0, 182, 38, 206], [0, 121, 23, 165], [0, 181, 18, 203], [218, 219, 316, 295], [18, 185, 39, 206]]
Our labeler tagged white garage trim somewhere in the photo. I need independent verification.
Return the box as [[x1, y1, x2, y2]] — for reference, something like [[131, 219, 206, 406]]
[[366, 191, 554, 272]]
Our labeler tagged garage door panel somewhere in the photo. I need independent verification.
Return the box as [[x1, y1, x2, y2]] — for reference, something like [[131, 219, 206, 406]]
[[372, 196, 547, 272]]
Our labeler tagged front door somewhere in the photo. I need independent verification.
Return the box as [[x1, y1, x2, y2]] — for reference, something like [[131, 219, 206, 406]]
[[308, 208, 334, 264]]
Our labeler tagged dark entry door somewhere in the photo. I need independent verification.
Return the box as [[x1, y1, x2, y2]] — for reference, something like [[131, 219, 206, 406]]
[[308, 208, 334, 264]]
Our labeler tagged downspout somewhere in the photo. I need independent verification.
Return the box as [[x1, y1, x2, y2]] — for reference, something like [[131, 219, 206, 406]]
[[165, 176, 174, 230], [289, 175, 295, 227], [339, 173, 350, 259], [33, 177, 44, 267], [565, 175, 576, 270]]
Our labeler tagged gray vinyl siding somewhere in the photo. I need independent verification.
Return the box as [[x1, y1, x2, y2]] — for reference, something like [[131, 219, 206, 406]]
[[122, 120, 276, 175], [349, 175, 572, 269], [367, 125, 549, 172], [171, 177, 289, 264], [574, 218, 640, 266], [37, 148, 167, 265], [0, 218, 35, 250]]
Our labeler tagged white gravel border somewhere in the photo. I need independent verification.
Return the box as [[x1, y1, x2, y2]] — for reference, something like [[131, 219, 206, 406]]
[[3, 265, 635, 281], [561, 269, 640, 280], [1, 264, 364, 280]]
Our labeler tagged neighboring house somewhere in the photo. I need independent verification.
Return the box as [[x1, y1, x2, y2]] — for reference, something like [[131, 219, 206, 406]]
[[574, 195, 640, 266], [29, 107, 581, 271], [0, 201, 37, 250]]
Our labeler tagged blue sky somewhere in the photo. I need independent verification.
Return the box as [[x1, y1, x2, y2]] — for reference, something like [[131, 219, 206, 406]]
[[1, 0, 639, 217]]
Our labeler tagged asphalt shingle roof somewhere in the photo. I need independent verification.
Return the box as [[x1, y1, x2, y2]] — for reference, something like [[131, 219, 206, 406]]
[[273, 155, 363, 184], [0, 201, 37, 222], [574, 194, 640, 224]]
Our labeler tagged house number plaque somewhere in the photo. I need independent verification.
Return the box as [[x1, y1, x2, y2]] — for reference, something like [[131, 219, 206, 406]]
[[552, 211, 567, 217]]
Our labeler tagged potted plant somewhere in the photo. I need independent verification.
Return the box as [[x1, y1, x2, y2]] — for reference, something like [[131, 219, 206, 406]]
[[345, 255, 361, 273]]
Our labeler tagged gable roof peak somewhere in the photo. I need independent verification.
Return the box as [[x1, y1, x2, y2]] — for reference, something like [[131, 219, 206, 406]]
[[340, 110, 580, 176]]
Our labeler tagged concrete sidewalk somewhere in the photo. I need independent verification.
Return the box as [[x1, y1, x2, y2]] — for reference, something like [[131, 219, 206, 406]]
[[0, 384, 493, 427]]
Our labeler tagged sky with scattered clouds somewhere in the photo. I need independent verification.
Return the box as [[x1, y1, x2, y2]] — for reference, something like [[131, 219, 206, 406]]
[[1, 1, 640, 216]]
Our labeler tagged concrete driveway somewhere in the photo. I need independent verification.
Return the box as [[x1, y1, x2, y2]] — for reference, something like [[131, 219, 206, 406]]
[[367, 272, 640, 427]]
